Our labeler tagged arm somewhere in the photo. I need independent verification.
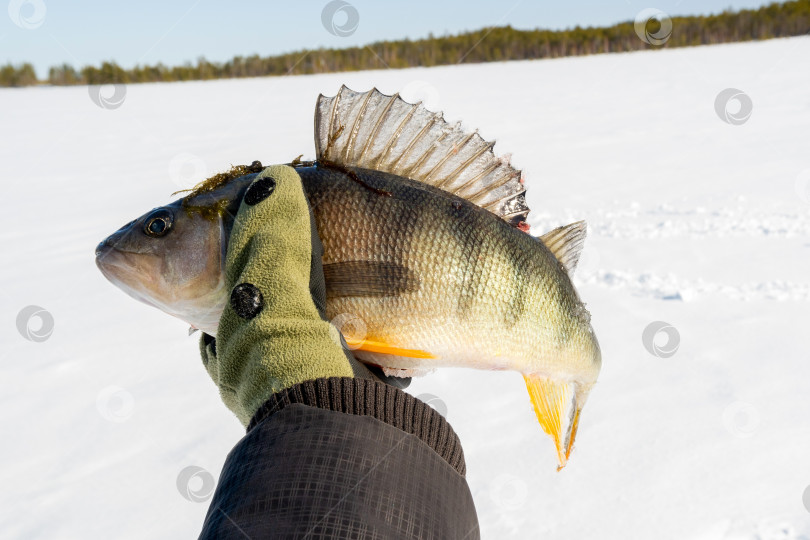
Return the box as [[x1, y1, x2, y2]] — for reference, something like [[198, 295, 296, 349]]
[[198, 378, 478, 539], [195, 165, 479, 539]]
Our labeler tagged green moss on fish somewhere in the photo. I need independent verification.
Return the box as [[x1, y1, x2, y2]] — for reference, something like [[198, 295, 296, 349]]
[[171, 161, 265, 221], [182, 198, 232, 220]]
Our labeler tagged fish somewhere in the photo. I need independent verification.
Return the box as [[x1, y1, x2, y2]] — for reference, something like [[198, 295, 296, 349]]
[[96, 86, 601, 469]]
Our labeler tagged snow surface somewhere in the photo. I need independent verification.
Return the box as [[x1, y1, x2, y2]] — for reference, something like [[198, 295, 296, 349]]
[[2, 36, 809, 539]]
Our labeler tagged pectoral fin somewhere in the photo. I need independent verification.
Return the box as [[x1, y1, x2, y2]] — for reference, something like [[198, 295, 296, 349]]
[[523, 374, 580, 470]]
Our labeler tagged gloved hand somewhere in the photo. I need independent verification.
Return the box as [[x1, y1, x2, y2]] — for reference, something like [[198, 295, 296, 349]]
[[199, 164, 400, 426]]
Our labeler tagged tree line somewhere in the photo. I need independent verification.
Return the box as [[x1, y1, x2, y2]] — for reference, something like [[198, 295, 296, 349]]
[[2, 0, 808, 87]]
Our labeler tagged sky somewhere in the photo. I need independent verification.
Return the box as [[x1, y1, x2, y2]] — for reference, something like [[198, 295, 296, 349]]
[[2, 0, 779, 78]]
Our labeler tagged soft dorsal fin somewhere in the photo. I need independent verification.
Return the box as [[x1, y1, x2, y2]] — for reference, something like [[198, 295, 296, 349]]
[[314, 85, 530, 228], [539, 221, 587, 275]]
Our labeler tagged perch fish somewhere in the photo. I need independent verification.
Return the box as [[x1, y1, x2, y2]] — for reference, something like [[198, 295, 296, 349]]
[[95, 86, 602, 469]]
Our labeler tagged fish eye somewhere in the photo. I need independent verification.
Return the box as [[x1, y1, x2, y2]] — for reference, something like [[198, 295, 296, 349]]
[[144, 209, 173, 238]]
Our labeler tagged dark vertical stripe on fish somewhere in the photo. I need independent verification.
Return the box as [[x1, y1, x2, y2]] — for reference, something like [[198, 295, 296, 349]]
[[449, 201, 486, 320], [504, 248, 528, 328]]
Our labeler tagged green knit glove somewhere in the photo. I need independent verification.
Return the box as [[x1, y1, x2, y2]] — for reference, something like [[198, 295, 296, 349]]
[[199, 164, 377, 426]]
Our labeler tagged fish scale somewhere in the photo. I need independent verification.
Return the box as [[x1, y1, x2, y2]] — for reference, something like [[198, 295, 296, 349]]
[[298, 164, 595, 377]]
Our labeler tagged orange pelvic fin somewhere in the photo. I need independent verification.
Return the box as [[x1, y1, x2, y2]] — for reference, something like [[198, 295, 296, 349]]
[[523, 374, 579, 470], [344, 337, 436, 359]]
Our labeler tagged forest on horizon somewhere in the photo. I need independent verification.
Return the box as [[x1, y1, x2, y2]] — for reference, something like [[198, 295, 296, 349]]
[[2, 0, 809, 87]]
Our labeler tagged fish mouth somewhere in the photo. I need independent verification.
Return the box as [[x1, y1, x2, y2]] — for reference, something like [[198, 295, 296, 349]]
[[95, 242, 136, 277], [95, 241, 114, 265], [95, 241, 163, 309]]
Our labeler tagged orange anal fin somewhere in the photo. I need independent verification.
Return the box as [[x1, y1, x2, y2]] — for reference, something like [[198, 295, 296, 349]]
[[523, 374, 578, 470], [345, 337, 436, 359]]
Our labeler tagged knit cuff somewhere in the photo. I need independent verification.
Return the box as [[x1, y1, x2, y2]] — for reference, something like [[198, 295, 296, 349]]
[[248, 377, 467, 476]]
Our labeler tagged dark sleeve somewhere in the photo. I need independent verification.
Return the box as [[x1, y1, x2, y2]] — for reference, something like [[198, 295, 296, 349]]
[[198, 378, 480, 540]]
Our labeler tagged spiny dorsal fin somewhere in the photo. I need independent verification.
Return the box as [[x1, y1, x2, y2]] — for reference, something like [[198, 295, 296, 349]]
[[315, 85, 530, 228], [539, 221, 587, 275]]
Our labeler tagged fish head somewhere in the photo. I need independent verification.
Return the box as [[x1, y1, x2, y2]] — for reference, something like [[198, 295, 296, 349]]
[[95, 194, 234, 336]]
